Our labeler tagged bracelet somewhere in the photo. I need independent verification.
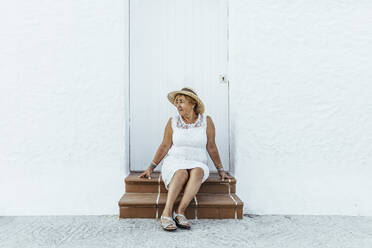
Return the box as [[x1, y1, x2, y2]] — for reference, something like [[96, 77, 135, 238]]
[[150, 161, 158, 169], [215, 163, 224, 171]]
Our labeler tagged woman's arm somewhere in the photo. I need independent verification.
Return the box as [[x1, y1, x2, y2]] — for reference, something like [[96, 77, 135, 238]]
[[149, 117, 173, 168], [206, 116, 233, 180], [206, 116, 223, 170], [139, 118, 173, 178]]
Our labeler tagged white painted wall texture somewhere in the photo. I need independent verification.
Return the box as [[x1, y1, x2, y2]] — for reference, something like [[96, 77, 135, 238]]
[[229, 0, 372, 216], [1, 0, 371, 216], [0, 1, 129, 215]]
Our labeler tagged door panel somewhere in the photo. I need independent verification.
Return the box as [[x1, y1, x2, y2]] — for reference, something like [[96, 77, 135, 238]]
[[130, 0, 229, 172]]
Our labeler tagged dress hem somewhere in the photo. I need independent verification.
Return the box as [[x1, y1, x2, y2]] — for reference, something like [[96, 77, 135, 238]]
[[162, 164, 209, 190]]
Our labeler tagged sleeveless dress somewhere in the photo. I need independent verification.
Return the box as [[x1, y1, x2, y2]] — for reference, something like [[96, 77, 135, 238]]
[[161, 113, 210, 190]]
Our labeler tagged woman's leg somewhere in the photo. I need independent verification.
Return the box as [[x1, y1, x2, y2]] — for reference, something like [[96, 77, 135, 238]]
[[162, 169, 189, 217], [176, 167, 204, 215]]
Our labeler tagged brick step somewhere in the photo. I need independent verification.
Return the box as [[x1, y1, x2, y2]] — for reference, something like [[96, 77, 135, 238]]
[[118, 192, 243, 219], [125, 172, 236, 194]]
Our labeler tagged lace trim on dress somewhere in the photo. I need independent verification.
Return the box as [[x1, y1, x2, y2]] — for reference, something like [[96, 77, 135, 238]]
[[176, 113, 203, 129]]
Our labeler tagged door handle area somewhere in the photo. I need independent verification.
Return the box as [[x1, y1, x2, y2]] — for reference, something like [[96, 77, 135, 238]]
[[219, 74, 229, 84]]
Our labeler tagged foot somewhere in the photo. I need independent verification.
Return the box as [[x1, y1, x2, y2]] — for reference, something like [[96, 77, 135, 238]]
[[160, 216, 177, 231], [161, 210, 172, 218], [173, 210, 191, 229]]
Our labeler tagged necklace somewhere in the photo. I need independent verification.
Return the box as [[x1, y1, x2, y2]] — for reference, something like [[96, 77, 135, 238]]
[[181, 114, 198, 124], [177, 113, 202, 129]]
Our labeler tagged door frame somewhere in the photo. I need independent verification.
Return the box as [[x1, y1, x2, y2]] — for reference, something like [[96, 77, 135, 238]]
[[126, 0, 232, 174]]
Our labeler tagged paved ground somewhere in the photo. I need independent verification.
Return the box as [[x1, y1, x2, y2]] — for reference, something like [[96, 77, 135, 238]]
[[0, 214, 371, 248]]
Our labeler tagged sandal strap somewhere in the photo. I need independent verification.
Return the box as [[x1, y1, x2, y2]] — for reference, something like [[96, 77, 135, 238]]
[[161, 216, 176, 228], [173, 213, 190, 225], [174, 213, 186, 218], [161, 215, 174, 220]]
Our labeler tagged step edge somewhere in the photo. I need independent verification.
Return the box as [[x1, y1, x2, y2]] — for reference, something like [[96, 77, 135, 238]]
[[118, 193, 244, 207], [125, 180, 236, 185]]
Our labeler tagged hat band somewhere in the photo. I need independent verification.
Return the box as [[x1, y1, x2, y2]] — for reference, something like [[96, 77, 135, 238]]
[[181, 88, 197, 96]]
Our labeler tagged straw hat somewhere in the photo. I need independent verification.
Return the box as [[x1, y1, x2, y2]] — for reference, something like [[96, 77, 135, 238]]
[[167, 87, 205, 114]]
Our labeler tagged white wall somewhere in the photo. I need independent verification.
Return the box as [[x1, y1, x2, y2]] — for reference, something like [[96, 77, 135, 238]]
[[230, 0, 372, 216], [0, 0, 129, 215], [1, 0, 372, 216]]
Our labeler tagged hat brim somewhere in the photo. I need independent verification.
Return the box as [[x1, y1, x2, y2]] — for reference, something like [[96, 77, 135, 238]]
[[167, 90, 205, 114]]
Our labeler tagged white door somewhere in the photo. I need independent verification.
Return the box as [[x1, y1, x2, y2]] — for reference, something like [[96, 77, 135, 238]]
[[129, 0, 229, 172]]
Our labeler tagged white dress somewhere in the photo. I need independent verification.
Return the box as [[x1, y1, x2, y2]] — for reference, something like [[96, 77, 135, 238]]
[[161, 112, 210, 190]]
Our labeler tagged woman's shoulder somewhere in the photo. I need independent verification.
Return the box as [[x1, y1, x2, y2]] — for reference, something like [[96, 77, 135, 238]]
[[204, 114, 214, 128], [164, 116, 174, 134], [169, 114, 179, 126], [204, 114, 212, 122], [170, 114, 179, 121]]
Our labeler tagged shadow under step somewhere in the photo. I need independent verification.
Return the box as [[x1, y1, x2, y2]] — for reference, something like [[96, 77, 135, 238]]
[[118, 192, 243, 219], [125, 172, 236, 194]]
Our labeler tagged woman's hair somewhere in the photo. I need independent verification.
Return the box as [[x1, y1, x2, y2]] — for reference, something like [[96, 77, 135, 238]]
[[174, 93, 199, 114]]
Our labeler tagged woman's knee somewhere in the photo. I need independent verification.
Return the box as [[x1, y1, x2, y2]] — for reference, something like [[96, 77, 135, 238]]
[[174, 169, 189, 181], [190, 167, 204, 180]]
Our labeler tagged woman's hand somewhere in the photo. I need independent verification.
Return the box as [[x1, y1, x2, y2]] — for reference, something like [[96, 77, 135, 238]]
[[138, 167, 154, 179], [218, 170, 233, 181]]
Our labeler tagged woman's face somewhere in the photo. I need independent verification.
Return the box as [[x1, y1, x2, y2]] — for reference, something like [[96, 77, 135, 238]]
[[174, 95, 195, 116]]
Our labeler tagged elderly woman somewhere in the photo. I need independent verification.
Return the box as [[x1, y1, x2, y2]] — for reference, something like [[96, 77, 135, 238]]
[[139, 87, 232, 231]]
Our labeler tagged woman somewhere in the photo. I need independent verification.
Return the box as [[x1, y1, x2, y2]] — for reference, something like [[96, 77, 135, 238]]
[[139, 87, 233, 231]]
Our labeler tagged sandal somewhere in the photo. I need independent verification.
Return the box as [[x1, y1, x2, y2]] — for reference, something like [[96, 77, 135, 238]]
[[160, 215, 177, 231], [173, 211, 191, 229]]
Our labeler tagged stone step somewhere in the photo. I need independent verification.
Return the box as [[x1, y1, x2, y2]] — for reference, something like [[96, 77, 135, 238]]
[[125, 172, 236, 194], [118, 192, 243, 219]]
